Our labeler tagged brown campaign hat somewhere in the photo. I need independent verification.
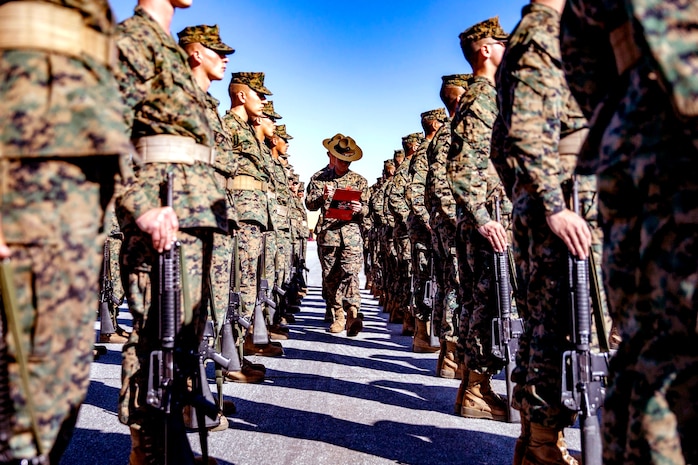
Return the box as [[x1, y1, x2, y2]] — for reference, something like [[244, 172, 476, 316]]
[[459, 17, 508, 52], [177, 24, 234, 55], [263, 101, 282, 120], [230, 72, 273, 96], [322, 133, 363, 162]]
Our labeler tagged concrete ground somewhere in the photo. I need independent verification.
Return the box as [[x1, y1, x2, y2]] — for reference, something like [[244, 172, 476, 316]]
[[61, 241, 580, 465]]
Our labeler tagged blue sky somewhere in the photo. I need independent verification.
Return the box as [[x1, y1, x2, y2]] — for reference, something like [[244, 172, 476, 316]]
[[112, 1, 528, 188]]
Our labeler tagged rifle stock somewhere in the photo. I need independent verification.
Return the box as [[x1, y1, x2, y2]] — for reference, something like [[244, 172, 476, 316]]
[[424, 259, 440, 348], [490, 197, 523, 423], [98, 240, 116, 335], [251, 234, 272, 345], [560, 177, 607, 465]]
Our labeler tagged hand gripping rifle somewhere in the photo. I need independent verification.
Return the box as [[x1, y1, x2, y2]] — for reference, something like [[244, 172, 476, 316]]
[[490, 196, 524, 423], [423, 258, 440, 348], [561, 177, 608, 465], [146, 173, 218, 464]]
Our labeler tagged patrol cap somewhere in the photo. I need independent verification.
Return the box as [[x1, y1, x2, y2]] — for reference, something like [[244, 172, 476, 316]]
[[263, 101, 282, 120], [322, 133, 363, 162], [421, 108, 448, 123], [393, 149, 405, 160], [229, 72, 273, 96], [384, 159, 395, 168], [402, 132, 424, 148], [275, 124, 293, 141], [459, 17, 508, 53], [441, 74, 472, 89], [177, 24, 234, 55], [298, 181, 305, 191]]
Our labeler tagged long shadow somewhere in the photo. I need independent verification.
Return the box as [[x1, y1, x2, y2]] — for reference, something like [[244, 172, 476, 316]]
[[227, 397, 515, 465]]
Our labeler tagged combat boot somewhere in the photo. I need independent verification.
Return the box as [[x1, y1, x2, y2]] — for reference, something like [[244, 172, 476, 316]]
[[128, 426, 146, 465], [461, 371, 507, 421], [521, 423, 578, 465], [99, 331, 129, 343], [453, 364, 469, 414], [346, 309, 364, 337], [401, 312, 414, 335], [513, 416, 531, 465], [243, 338, 284, 357], [224, 363, 265, 383], [439, 341, 459, 378], [329, 309, 346, 333], [412, 319, 440, 353]]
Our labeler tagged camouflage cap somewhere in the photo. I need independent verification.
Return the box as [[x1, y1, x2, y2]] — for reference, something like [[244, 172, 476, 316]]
[[177, 24, 234, 55], [298, 181, 305, 190], [421, 108, 448, 122], [402, 132, 424, 147], [230, 72, 273, 96], [275, 124, 293, 141], [262, 101, 282, 120], [393, 149, 405, 160], [459, 17, 508, 52], [384, 159, 395, 168], [323, 133, 363, 162], [441, 74, 472, 89]]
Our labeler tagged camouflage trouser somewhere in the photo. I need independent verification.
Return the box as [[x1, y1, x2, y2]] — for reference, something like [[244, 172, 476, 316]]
[[433, 218, 460, 342], [263, 231, 278, 323], [382, 227, 397, 304], [119, 229, 213, 427], [211, 231, 234, 332], [1, 158, 115, 460], [320, 241, 363, 320], [393, 230, 412, 316], [455, 221, 474, 362], [237, 222, 263, 320], [276, 230, 291, 290], [597, 66, 697, 465], [461, 228, 505, 374], [410, 232, 432, 322]]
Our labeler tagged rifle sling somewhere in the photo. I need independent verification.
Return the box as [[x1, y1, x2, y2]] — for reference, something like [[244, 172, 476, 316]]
[[179, 248, 192, 326], [588, 252, 610, 352], [0, 261, 46, 458]]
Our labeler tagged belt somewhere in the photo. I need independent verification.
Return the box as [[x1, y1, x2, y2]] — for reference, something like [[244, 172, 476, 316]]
[[134, 135, 215, 165], [559, 128, 589, 157], [276, 205, 289, 217], [229, 175, 272, 192], [610, 20, 641, 76], [0, 1, 114, 66]]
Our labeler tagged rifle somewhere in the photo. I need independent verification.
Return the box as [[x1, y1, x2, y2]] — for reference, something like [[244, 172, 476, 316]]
[[490, 196, 524, 424], [423, 258, 440, 348], [98, 238, 119, 336], [561, 177, 608, 465], [145, 173, 218, 464]]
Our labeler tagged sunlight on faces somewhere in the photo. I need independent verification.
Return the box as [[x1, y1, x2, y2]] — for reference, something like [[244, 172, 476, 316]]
[[244, 87, 266, 118], [200, 46, 229, 81]]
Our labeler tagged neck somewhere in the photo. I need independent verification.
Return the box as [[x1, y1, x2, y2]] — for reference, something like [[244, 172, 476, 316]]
[[191, 68, 212, 93], [230, 104, 248, 122], [139, 0, 175, 33], [474, 65, 496, 84]]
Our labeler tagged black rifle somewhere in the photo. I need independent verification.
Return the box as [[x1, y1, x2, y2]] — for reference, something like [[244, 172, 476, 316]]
[[423, 258, 440, 348], [490, 196, 524, 423], [561, 177, 608, 465], [98, 238, 120, 336], [146, 173, 218, 464]]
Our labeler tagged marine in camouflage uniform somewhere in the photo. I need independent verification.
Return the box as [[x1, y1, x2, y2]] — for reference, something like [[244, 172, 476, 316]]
[[406, 112, 442, 354], [387, 134, 424, 335], [306, 134, 369, 337], [98, 203, 129, 343], [222, 72, 282, 358], [492, 3, 599, 462], [367, 161, 394, 302], [0, 2, 131, 461], [561, 1, 698, 463], [113, 4, 229, 462], [426, 75, 469, 384], [447, 17, 511, 422], [380, 152, 402, 318]]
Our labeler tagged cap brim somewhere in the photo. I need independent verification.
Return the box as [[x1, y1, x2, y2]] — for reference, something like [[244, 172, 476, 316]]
[[251, 84, 273, 96], [205, 42, 235, 55]]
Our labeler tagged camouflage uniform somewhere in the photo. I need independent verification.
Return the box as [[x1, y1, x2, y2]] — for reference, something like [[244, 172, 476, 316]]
[[380, 156, 400, 316], [491, 2, 593, 433], [222, 73, 276, 326], [0, 2, 130, 460], [102, 204, 126, 334], [306, 135, 369, 331], [448, 72, 511, 375], [113, 8, 227, 458], [561, 1, 698, 463]]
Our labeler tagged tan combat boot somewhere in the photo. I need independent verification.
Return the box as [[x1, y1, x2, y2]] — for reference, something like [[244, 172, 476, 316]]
[[461, 371, 507, 421], [346, 308, 363, 337], [243, 337, 284, 357], [439, 341, 459, 378], [521, 423, 579, 465], [412, 319, 440, 353], [453, 364, 469, 414], [128, 426, 146, 465], [513, 416, 531, 465], [329, 308, 346, 333], [223, 363, 265, 383]]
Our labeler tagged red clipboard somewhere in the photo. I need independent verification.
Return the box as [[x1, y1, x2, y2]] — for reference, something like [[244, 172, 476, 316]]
[[325, 188, 361, 220]]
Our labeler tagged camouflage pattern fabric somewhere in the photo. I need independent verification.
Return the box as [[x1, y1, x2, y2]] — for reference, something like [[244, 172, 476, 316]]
[[387, 157, 414, 319], [426, 121, 460, 342], [0, 1, 129, 460], [562, 1, 698, 463], [493, 3, 591, 429], [306, 167, 369, 320]]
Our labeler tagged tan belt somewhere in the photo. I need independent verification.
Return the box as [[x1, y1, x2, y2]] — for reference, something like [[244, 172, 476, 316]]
[[559, 128, 589, 157], [0, 1, 114, 66], [610, 20, 642, 76], [276, 205, 289, 218], [134, 135, 215, 165], [229, 175, 272, 192]]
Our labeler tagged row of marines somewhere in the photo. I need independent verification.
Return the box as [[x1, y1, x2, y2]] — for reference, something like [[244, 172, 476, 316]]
[[0, 0, 309, 464], [365, 2, 697, 465]]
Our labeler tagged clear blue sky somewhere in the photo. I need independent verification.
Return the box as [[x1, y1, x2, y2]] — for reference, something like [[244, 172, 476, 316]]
[[112, 1, 527, 188]]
